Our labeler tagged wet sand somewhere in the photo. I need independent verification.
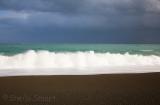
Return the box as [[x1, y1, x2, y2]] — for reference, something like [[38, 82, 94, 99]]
[[0, 73, 160, 105]]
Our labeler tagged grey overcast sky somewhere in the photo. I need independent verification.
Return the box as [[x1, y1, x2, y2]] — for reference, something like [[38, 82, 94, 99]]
[[0, 0, 160, 43]]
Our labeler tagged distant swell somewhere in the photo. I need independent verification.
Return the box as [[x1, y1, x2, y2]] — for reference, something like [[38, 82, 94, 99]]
[[0, 50, 160, 69]]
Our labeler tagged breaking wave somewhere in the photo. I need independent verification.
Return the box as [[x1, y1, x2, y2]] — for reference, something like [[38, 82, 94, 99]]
[[0, 50, 160, 69]]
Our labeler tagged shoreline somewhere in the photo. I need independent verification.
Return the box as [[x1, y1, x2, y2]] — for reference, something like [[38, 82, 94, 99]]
[[0, 71, 160, 77]]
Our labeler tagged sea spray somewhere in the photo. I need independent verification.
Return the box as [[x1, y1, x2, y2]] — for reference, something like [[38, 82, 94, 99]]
[[0, 50, 160, 69]]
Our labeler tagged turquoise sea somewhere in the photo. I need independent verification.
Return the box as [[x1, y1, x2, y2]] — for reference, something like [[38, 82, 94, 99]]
[[0, 44, 160, 55]]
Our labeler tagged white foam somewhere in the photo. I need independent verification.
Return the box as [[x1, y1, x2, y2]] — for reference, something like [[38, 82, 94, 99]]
[[0, 50, 160, 76], [140, 50, 153, 52]]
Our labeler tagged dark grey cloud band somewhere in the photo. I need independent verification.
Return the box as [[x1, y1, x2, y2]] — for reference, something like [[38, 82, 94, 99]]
[[0, 0, 160, 43]]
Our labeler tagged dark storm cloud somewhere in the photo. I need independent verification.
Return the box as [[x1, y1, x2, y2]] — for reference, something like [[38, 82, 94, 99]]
[[0, 0, 160, 43], [0, 0, 84, 14], [1, 0, 160, 14]]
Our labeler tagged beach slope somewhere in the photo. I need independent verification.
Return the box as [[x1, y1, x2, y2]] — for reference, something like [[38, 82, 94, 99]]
[[0, 73, 160, 105]]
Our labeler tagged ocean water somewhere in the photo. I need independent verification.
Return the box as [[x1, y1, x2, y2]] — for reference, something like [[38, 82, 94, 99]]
[[0, 44, 160, 76]]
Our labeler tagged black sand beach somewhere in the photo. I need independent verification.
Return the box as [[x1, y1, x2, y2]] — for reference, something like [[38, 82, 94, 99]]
[[0, 73, 160, 105]]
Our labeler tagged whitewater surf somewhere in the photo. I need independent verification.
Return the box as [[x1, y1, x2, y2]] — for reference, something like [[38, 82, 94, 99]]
[[0, 50, 160, 76]]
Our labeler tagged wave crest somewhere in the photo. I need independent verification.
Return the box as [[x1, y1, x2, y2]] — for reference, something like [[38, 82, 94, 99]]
[[0, 50, 160, 69]]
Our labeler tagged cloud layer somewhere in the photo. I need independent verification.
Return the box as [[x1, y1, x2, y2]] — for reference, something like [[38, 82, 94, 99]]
[[0, 0, 160, 43]]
